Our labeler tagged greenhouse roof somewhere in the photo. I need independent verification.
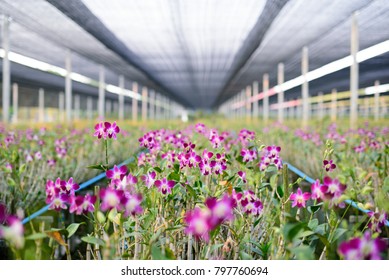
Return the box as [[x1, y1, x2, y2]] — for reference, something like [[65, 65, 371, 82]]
[[1, 0, 389, 109]]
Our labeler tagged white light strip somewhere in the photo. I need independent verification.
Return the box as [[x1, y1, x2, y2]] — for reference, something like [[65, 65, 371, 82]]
[[0, 49, 142, 100], [0, 49, 68, 76], [105, 84, 140, 99], [307, 56, 353, 82], [365, 83, 389, 95], [357, 40, 389, 63], [70, 72, 95, 85], [231, 39, 389, 108]]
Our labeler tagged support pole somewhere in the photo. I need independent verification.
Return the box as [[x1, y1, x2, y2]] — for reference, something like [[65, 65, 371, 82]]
[[164, 97, 168, 120], [252, 81, 259, 119], [87, 97, 93, 120], [74, 94, 80, 120], [39, 88, 44, 123], [132, 82, 138, 122], [363, 97, 369, 118], [240, 89, 242, 119], [277, 63, 284, 123], [2, 16, 11, 123], [154, 93, 159, 120], [118, 75, 124, 121], [98, 65, 105, 119], [149, 90, 155, 120], [302, 47, 309, 127], [65, 49, 72, 122], [59, 92, 65, 122], [142, 86, 148, 122], [318, 92, 324, 120], [246, 85, 252, 121], [12, 83, 18, 123], [331, 89, 337, 122], [350, 12, 359, 129], [157, 93, 162, 120], [374, 80, 380, 121], [263, 73, 269, 122]]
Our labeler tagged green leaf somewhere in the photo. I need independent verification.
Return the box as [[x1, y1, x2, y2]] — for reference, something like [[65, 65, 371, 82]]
[[265, 166, 278, 173], [168, 172, 180, 182], [283, 222, 306, 242], [332, 228, 348, 242], [97, 211, 106, 224], [270, 174, 278, 190], [361, 186, 374, 195], [173, 164, 180, 173], [236, 155, 244, 164], [253, 217, 262, 228], [276, 185, 284, 198], [151, 245, 169, 260], [210, 225, 221, 240], [25, 233, 47, 240], [67, 223, 84, 238], [315, 223, 329, 235], [185, 184, 196, 197], [46, 228, 67, 234], [239, 251, 253, 260], [6, 177, 15, 187], [87, 164, 108, 171], [290, 245, 314, 260], [108, 208, 121, 225], [18, 164, 26, 175], [308, 219, 319, 231], [307, 202, 323, 214], [153, 167, 163, 173], [81, 236, 105, 247], [164, 247, 176, 260], [383, 177, 389, 193], [296, 230, 314, 239]]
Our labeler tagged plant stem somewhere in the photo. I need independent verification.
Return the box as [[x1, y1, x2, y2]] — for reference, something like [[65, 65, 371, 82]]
[[134, 216, 140, 260], [104, 140, 108, 166]]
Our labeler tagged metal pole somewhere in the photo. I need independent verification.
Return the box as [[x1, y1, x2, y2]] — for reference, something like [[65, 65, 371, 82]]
[[157, 93, 162, 120], [318, 92, 324, 120], [65, 49, 72, 122], [154, 93, 159, 120], [149, 89, 155, 120], [98, 65, 105, 119], [363, 97, 368, 118], [12, 83, 18, 123], [164, 97, 168, 120], [59, 92, 65, 122], [118, 75, 124, 121], [263, 73, 269, 122], [277, 63, 284, 123], [350, 12, 359, 129], [374, 80, 380, 121], [2, 16, 11, 123], [132, 82, 138, 122], [142, 86, 148, 122], [246, 85, 252, 121], [87, 96, 93, 120], [302, 47, 309, 127], [240, 89, 242, 119], [331, 89, 337, 122], [39, 88, 44, 123], [252, 81, 258, 119], [74, 94, 80, 120]]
